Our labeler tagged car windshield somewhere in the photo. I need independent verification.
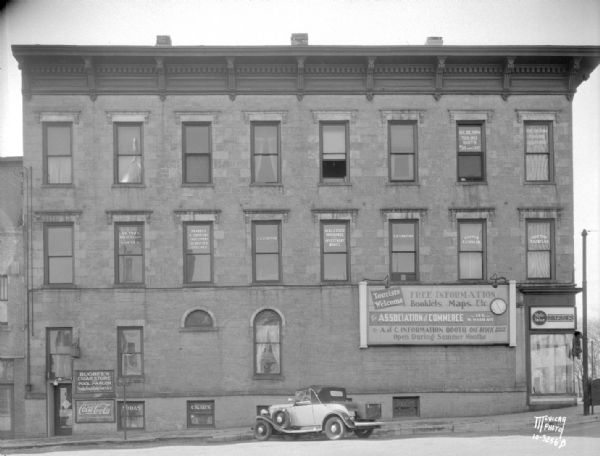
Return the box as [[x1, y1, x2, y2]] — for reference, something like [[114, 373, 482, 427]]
[[294, 390, 311, 403]]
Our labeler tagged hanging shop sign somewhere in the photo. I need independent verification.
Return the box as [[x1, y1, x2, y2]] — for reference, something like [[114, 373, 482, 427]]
[[365, 284, 510, 345], [530, 307, 575, 330], [75, 400, 115, 423], [74, 370, 114, 394]]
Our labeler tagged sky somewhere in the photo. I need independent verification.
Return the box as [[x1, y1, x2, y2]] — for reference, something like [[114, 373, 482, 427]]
[[0, 0, 599, 318]]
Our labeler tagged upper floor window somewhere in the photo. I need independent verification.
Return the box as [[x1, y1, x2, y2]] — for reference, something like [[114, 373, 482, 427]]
[[184, 310, 214, 329], [118, 326, 143, 378], [252, 122, 280, 184], [390, 220, 418, 282], [184, 223, 212, 284], [44, 224, 74, 285], [252, 221, 281, 283], [389, 121, 417, 182], [0, 275, 7, 325], [525, 122, 553, 182], [458, 220, 486, 280], [115, 123, 142, 184], [115, 223, 144, 285], [320, 122, 348, 182], [44, 123, 72, 184], [527, 220, 553, 279], [47, 328, 72, 379], [183, 123, 211, 184], [457, 123, 485, 182], [321, 221, 349, 282], [254, 309, 281, 376]]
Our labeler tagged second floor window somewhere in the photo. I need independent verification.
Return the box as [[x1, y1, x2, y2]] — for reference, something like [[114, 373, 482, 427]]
[[525, 122, 553, 182], [183, 123, 211, 184], [44, 224, 74, 285], [44, 123, 72, 184], [115, 123, 142, 184], [457, 123, 485, 182], [252, 122, 280, 184], [527, 220, 553, 279], [47, 328, 72, 379], [184, 223, 212, 284], [118, 326, 143, 378], [321, 122, 348, 181], [458, 220, 485, 280], [253, 222, 281, 283], [389, 121, 417, 181], [254, 309, 281, 376], [390, 221, 418, 282], [322, 221, 349, 281], [115, 223, 144, 284], [0, 276, 7, 325]]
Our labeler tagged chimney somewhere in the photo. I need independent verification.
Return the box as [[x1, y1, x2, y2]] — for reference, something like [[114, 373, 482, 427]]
[[156, 35, 172, 46], [291, 33, 309, 46], [425, 36, 443, 46]]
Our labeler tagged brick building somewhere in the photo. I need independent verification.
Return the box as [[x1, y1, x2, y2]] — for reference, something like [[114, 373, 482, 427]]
[[9, 36, 600, 437]]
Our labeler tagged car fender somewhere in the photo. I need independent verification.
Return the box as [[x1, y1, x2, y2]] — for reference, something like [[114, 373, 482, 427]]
[[322, 411, 355, 430]]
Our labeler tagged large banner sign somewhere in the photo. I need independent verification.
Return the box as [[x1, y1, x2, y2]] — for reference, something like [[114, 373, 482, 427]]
[[366, 285, 510, 345]]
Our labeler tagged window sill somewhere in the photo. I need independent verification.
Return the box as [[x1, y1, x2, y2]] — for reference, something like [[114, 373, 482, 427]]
[[321, 281, 351, 286], [0, 324, 11, 331], [113, 283, 146, 289], [456, 181, 487, 186], [43, 284, 77, 289], [179, 327, 218, 333], [523, 181, 556, 186], [318, 181, 351, 187], [112, 184, 146, 189], [253, 374, 284, 381], [183, 283, 214, 288], [250, 183, 283, 188], [386, 182, 419, 187], [182, 183, 214, 188], [41, 184, 74, 188]]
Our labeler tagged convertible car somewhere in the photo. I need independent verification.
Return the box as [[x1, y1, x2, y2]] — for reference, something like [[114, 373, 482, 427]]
[[253, 386, 383, 440]]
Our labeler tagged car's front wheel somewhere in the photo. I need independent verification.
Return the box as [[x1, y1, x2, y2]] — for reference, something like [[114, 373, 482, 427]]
[[254, 419, 272, 441], [324, 416, 346, 440], [273, 410, 290, 428], [354, 428, 374, 439]]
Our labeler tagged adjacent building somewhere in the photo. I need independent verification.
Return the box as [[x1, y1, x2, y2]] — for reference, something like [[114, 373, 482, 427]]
[[9, 36, 600, 437]]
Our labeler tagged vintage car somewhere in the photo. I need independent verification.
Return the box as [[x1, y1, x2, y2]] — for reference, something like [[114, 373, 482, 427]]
[[253, 386, 383, 441]]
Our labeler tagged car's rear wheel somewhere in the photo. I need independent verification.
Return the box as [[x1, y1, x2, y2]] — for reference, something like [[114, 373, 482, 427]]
[[273, 410, 290, 428], [254, 419, 272, 441], [354, 428, 374, 438], [324, 416, 346, 440]]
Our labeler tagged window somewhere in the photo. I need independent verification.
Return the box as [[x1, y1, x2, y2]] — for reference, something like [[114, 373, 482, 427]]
[[115, 223, 144, 284], [254, 310, 281, 376], [389, 121, 417, 181], [393, 397, 419, 418], [0, 385, 13, 438], [525, 122, 553, 182], [183, 123, 211, 184], [187, 400, 215, 428], [44, 224, 74, 285], [0, 276, 6, 325], [117, 401, 144, 430], [44, 123, 72, 184], [184, 223, 212, 284], [47, 328, 72, 379], [252, 122, 280, 184], [321, 221, 349, 281], [118, 327, 143, 378], [252, 221, 281, 283], [458, 220, 485, 280], [390, 221, 418, 282], [527, 220, 553, 279], [115, 123, 142, 184], [184, 310, 214, 329], [530, 334, 574, 395], [321, 122, 348, 181], [457, 123, 485, 182]]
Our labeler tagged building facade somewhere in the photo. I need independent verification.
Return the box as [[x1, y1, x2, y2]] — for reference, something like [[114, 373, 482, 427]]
[[10, 37, 600, 437]]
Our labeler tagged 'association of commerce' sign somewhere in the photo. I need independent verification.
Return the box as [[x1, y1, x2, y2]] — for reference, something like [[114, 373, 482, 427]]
[[366, 285, 510, 345]]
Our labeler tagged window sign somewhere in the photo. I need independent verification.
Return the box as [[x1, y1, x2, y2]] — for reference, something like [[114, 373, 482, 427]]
[[117, 401, 144, 430], [75, 370, 114, 394], [458, 126, 482, 152], [117, 224, 144, 284], [187, 400, 215, 428], [185, 224, 212, 283], [324, 225, 347, 252]]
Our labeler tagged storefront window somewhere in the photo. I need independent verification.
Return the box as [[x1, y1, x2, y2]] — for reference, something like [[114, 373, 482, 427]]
[[530, 334, 574, 395]]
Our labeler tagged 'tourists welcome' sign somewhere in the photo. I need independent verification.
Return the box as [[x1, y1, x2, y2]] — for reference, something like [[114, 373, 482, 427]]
[[365, 285, 510, 345]]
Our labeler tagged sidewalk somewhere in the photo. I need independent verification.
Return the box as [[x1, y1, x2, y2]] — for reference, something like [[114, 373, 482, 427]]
[[1, 405, 598, 452]]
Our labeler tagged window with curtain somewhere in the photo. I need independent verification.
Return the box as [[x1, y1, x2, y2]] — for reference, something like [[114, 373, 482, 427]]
[[321, 122, 348, 180], [183, 123, 211, 183], [457, 123, 485, 182], [254, 310, 281, 376], [458, 220, 485, 280], [118, 327, 143, 378], [115, 223, 144, 284], [117, 401, 144, 430], [530, 334, 574, 395], [390, 220, 418, 281], [47, 328, 72, 379], [252, 122, 280, 184], [389, 121, 417, 181], [184, 223, 212, 284], [45, 224, 74, 285], [527, 220, 553, 279], [525, 122, 552, 182], [253, 222, 281, 283], [44, 123, 72, 184], [322, 221, 349, 281], [115, 123, 142, 184]]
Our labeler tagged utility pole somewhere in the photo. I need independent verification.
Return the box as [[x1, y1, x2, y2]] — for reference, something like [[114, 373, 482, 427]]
[[582, 229, 590, 415]]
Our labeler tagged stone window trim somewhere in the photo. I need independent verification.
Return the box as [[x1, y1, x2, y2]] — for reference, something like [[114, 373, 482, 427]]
[[34, 210, 83, 224], [380, 208, 428, 222], [448, 109, 494, 123], [243, 111, 288, 124], [180, 308, 217, 332], [175, 111, 220, 124], [311, 110, 357, 123], [37, 112, 80, 124], [449, 207, 495, 223], [106, 111, 150, 124], [311, 208, 359, 223], [173, 209, 221, 224], [517, 207, 563, 223], [243, 209, 289, 224], [380, 109, 426, 126], [516, 109, 562, 123], [105, 210, 153, 225]]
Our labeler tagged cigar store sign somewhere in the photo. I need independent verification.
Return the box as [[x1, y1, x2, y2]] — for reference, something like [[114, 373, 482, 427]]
[[365, 285, 510, 345]]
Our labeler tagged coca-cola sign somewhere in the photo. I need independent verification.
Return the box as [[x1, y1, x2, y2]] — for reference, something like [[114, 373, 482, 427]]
[[75, 400, 115, 423]]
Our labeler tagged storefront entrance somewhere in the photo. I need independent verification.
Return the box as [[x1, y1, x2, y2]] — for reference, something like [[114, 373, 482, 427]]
[[53, 384, 73, 435]]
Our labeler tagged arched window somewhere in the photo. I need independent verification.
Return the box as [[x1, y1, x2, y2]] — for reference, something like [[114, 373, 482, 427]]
[[184, 310, 214, 329], [254, 309, 281, 376]]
